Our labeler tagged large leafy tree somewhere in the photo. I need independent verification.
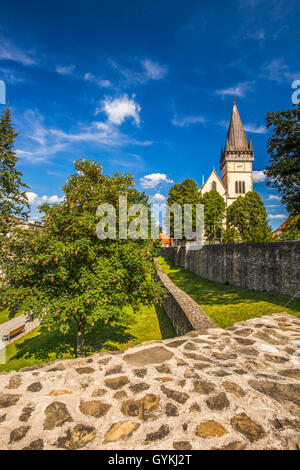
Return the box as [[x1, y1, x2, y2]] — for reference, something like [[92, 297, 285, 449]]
[[201, 189, 226, 242], [265, 104, 300, 215], [0, 160, 163, 357], [166, 178, 202, 240], [227, 191, 272, 243], [0, 106, 29, 236]]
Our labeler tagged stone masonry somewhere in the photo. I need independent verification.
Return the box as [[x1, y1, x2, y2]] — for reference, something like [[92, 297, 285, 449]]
[[162, 241, 300, 298], [0, 312, 300, 450], [156, 262, 217, 336]]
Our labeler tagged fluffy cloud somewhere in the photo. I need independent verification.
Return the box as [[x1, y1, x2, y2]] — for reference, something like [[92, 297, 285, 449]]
[[26, 192, 64, 205], [172, 115, 206, 128], [15, 106, 151, 163], [99, 94, 141, 126], [150, 193, 167, 203], [253, 170, 267, 182], [140, 173, 174, 189], [56, 64, 76, 75], [141, 59, 167, 80], [216, 81, 253, 98]]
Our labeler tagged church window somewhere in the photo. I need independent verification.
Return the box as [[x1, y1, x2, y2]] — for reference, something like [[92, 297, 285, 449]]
[[235, 181, 238, 193], [239, 181, 242, 193], [242, 181, 245, 193], [211, 181, 216, 190]]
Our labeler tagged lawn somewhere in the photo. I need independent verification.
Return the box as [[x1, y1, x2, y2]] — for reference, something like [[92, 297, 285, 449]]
[[158, 256, 300, 328], [0, 304, 175, 372], [0, 308, 22, 325]]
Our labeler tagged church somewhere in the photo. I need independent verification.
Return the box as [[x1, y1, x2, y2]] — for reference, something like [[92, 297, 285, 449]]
[[201, 99, 254, 207]]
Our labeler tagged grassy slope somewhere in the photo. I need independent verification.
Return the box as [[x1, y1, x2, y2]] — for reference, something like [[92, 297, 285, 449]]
[[0, 309, 23, 325], [158, 256, 300, 328], [0, 305, 175, 372]]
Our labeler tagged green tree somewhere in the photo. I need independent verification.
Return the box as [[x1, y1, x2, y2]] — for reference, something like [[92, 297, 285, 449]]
[[0, 160, 163, 357], [222, 227, 241, 244], [275, 214, 300, 241], [227, 191, 272, 243], [201, 190, 226, 242], [265, 104, 300, 215], [166, 178, 202, 240], [0, 106, 29, 236]]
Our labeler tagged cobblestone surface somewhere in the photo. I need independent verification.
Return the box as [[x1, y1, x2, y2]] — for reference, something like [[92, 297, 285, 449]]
[[0, 313, 300, 450]]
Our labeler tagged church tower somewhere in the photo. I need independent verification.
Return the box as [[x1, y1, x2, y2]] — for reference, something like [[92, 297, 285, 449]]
[[220, 99, 254, 207]]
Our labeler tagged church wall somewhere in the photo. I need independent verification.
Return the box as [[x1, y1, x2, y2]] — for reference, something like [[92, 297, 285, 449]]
[[161, 240, 300, 298]]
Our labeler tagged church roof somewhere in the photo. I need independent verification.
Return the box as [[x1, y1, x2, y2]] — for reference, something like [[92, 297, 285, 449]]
[[225, 100, 249, 151]]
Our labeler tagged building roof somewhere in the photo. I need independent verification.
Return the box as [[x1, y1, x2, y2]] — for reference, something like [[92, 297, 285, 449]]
[[225, 100, 250, 151]]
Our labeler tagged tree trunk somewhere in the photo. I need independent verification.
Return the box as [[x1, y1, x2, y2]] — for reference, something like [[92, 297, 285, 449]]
[[76, 323, 85, 357]]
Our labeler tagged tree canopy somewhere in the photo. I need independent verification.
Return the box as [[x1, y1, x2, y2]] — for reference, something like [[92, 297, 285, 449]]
[[0, 106, 29, 236], [166, 178, 202, 240], [201, 189, 226, 242], [0, 159, 163, 357], [227, 191, 272, 243], [265, 104, 300, 215]]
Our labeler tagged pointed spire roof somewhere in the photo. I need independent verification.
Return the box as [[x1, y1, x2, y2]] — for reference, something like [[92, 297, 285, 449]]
[[225, 100, 249, 151]]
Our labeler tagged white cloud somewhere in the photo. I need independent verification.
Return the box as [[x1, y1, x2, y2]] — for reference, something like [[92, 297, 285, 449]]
[[0, 67, 26, 84], [244, 124, 267, 134], [268, 214, 286, 219], [26, 192, 64, 205], [150, 193, 167, 203], [56, 64, 76, 75], [253, 170, 267, 182], [141, 59, 167, 80], [26, 192, 38, 203], [268, 195, 281, 201], [84, 72, 111, 88], [172, 115, 206, 128], [261, 58, 300, 83], [216, 81, 253, 98], [99, 94, 141, 126], [140, 173, 174, 189], [0, 38, 35, 65], [108, 58, 167, 86], [15, 107, 151, 163]]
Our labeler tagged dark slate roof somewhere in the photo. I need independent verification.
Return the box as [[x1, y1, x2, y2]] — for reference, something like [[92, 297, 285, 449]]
[[225, 101, 249, 151]]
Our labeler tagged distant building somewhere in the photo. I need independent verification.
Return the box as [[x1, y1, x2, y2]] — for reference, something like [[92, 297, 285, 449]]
[[159, 232, 172, 246], [15, 218, 44, 230], [201, 99, 254, 208]]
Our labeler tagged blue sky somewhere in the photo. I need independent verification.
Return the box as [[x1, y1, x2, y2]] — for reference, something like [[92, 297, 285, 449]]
[[0, 0, 299, 229]]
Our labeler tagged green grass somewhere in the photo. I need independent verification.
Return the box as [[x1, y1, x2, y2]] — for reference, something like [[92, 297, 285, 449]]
[[0, 308, 22, 325], [0, 305, 175, 372], [158, 256, 300, 328]]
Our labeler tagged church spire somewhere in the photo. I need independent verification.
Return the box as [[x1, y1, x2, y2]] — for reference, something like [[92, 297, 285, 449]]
[[225, 99, 249, 151]]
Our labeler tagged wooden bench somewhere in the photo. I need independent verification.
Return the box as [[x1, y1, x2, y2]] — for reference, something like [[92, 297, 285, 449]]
[[2, 324, 25, 341]]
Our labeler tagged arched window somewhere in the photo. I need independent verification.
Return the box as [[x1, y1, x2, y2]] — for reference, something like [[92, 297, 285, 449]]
[[211, 181, 216, 191], [235, 181, 239, 193], [242, 181, 245, 193], [239, 181, 242, 193]]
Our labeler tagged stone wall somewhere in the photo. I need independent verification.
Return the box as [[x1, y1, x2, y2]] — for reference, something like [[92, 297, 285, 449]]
[[156, 264, 217, 336], [161, 241, 300, 298]]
